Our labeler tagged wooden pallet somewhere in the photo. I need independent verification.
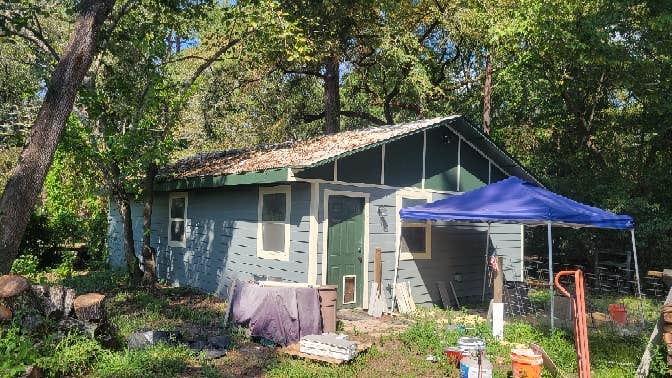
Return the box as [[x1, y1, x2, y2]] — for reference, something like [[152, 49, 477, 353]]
[[278, 342, 371, 364]]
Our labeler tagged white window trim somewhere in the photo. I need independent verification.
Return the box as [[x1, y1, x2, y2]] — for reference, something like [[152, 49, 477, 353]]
[[397, 190, 432, 260], [168, 192, 188, 248], [257, 185, 291, 261]]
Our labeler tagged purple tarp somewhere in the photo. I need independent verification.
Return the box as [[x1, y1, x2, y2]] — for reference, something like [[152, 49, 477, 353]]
[[230, 282, 322, 346], [399, 176, 634, 230]]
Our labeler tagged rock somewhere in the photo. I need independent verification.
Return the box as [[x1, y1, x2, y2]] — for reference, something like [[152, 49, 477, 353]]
[[202, 347, 226, 359], [189, 338, 206, 352], [0, 305, 12, 321], [144, 330, 183, 345], [127, 330, 183, 350], [207, 335, 231, 350], [127, 332, 151, 350], [73, 293, 106, 321], [20, 365, 42, 378], [0, 275, 30, 298]]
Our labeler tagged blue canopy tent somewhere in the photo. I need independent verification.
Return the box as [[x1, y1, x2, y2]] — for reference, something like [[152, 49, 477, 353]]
[[396, 176, 642, 327]]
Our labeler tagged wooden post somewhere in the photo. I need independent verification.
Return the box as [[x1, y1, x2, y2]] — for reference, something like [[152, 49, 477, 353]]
[[374, 248, 382, 293]]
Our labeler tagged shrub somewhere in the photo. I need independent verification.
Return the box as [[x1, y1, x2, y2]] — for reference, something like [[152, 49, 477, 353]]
[[10, 254, 40, 278]]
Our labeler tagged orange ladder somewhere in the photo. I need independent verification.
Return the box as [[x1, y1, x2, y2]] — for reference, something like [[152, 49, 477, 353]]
[[554, 270, 591, 378]]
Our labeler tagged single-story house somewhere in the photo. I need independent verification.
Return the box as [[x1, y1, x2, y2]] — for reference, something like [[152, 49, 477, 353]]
[[108, 115, 540, 309]]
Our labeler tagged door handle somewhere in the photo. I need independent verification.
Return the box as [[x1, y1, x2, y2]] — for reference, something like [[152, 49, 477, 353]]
[[357, 247, 362, 262]]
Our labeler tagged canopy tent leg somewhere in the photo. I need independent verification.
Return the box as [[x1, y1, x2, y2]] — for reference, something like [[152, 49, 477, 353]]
[[482, 222, 492, 303], [548, 223, 554, 329], [391, 234, 402, 312], [631, 229, 645, 326]]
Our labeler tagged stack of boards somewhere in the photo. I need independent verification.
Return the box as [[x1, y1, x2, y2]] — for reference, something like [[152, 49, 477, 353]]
[[299, 333, 359, 361]]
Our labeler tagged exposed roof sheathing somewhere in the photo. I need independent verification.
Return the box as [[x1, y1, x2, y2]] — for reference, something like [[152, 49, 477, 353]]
[[162, 116, 457, 179]]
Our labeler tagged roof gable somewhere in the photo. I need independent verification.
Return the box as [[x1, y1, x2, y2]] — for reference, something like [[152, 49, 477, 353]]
[[158, 115, 541, 189]]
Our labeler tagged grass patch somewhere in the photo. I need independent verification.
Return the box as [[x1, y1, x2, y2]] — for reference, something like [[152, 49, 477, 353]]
[[90, 343, 192, 378]]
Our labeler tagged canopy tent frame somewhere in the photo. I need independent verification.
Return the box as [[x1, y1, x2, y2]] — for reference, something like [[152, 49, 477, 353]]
[[395, 177, 644, 328]]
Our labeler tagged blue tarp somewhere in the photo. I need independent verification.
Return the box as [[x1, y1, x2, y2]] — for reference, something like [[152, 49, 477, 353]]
[[399, 176, 634, 230]]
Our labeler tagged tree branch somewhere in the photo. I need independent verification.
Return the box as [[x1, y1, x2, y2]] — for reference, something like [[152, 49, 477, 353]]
[[0, 14, 59, 61], [182, 37, 241, 94]]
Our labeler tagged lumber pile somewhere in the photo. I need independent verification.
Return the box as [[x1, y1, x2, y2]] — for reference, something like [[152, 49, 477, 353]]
[[299, 334, 359, 361]]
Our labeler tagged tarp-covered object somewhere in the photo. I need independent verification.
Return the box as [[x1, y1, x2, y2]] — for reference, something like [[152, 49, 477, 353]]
[[230, 282, 322, 346], [399, 177, 634, 229]]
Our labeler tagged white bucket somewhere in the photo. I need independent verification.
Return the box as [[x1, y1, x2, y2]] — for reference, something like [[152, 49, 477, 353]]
[[460, 357, 493, 378]]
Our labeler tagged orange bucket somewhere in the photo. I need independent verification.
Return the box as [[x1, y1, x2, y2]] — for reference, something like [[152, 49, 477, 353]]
[[608, 304, 627, 324], [511, 349, 543, 378]]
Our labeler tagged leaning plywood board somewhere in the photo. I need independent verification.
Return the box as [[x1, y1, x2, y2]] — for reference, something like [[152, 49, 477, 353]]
[[279, 342, 371, 364], [530, 343, 565, 377], [368, 282, 386, 317], [437, 281, 452, 309], [636, 286, 672, 377]]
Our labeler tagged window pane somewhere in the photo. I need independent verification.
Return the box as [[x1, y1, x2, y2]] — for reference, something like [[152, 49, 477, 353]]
[[170, 220, 185, 242], [262, 222, 285, 252], [401, 226, 425, 253], [401, 197, 427, 209], [262, 193, 286, 222], [171, 197, 185, 219]]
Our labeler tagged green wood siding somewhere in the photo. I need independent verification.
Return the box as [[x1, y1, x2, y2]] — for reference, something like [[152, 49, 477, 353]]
[[490, 166, 508, 183], [337, 146, 382, 185], [425, 127, 459, 191], [459, 143, 489, 191], [384, 132, 423, 188], [294, 162, 334, 181]]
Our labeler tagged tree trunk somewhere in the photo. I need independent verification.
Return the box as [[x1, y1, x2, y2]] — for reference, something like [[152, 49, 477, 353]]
[[323, 54, 340, 134], [0, 0, 116, 274], [141, 163, 158, 286], [73, 292, 106, 321], [118, 196, 142, 284], [482, 52, 493, 135]]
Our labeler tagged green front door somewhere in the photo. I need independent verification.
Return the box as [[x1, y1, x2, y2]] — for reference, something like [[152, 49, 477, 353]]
[[327, 195, 365, 309]]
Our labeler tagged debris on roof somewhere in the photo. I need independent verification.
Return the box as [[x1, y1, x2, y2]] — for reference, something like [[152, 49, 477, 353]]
[[161, 117, 456, 179]]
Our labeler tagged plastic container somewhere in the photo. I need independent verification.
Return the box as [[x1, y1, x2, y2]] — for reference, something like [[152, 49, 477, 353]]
[[318, 285, 338, 333], [608, 304, 627, 324], [457, 337, 486, 355], [511, 348, 543, 378], [460, 357, 492, 378], [444, 347, 467, 366]]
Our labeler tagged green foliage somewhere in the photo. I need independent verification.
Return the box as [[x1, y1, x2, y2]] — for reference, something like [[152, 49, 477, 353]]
[[0, 323, 39, 378], [37, 332, 104, 378], [10, 254, 40, 278]]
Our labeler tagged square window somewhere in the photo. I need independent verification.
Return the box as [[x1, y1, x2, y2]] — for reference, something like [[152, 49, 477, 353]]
[[401, 226, 426, 254], [398, 191, 431, 260]]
